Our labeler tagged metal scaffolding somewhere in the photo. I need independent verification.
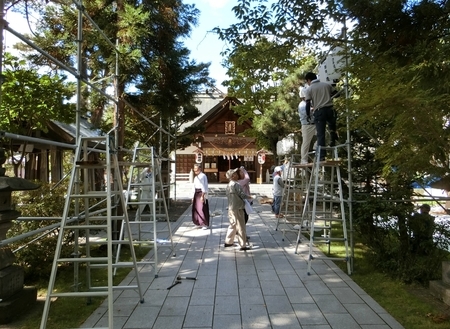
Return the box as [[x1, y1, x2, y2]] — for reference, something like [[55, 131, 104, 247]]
[[0, 0, 179, 240], [0, 2, 180, 327]]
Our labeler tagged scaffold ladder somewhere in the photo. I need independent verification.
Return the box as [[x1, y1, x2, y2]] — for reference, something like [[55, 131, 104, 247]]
[[298, 145, 351, 275], [40, 136, 144, 329], [276, 154, 311, 241], [115, 145, 174, 278]]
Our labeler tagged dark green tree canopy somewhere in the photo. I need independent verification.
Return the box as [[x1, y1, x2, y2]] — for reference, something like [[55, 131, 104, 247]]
[[214, 0, 450, 177], [10, 0, 213, 150], [213, 0, 450, 283], [0, 53, 75, 135]]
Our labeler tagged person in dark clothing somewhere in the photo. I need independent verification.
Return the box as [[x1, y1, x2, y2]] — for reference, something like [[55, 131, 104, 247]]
[[304, 72, 338, 161], [409, 204, 435, 254]]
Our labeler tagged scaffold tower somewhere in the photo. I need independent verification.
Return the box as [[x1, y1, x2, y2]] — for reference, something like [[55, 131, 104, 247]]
[[115, 144, 175, 278], [40, 136, 145, 329], [294, 145, 351, 275]]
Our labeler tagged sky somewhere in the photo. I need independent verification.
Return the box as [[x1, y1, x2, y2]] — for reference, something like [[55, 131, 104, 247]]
[[4, 0, 238, 91], [184, 0, 239, 90]]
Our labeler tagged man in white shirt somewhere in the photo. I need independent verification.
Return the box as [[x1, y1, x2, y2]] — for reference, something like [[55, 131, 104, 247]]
[[298, 87, 317, 164], [272, 166, 284, 218], [135, 167, 153, 221]]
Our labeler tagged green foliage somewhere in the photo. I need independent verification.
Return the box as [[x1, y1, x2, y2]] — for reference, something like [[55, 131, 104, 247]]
[[217, 0, 342, 50], [220, 38, 316, 154], [321, 241, 450, 327], [321, 236, 450, 329], [217, 0, 450, 283], [351, 180, 450, 284], [8, 245, 151, 329], [344, 123, 450, 283], [0, 51, 75, 175], [343, 0, 450, 177], [15, 0, 213, 152], [340, 257, 450, 329], [0, 53, 75, 135], [7, 181, 73, 280], [217, 0, 450, 173]]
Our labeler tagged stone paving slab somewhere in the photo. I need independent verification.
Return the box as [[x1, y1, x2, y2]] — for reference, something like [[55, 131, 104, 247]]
[[81, 184, 404, 329]]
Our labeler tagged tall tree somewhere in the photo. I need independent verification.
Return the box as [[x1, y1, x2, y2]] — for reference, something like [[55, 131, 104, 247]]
[[10, 0, 213, 153], [213, 1, 336, 157], [215, 0, 450, 176], [124, 0, 212, 150], [218, 37, 311, 156], [344, 0, 450, 177], [215, 0, 450, 281]]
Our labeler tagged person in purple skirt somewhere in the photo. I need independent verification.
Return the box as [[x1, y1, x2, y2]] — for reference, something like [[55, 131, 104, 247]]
[[192, 164, 210, 229]]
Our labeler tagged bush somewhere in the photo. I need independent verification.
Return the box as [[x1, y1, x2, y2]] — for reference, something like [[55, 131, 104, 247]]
[[7, 181, 74, 281], [352, 194, 450, 284]]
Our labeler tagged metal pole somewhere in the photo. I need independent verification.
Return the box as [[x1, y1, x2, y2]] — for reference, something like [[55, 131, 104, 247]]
[[72, 0, 116, 49], [168, 116, 171, 204], [174, 115, 177, 200], [159, 115, 163, 156], [343, 19, 354, 274], [114, 39, 119, 149], [167, 116, 171, 159], [0, 131, 109, 154], [0, 0, 4, 105], [76, 0, 83, 142], [72, 0, 83, 295]]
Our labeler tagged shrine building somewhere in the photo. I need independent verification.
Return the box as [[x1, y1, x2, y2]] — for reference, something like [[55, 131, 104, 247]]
[[175, 90, 274, 183]]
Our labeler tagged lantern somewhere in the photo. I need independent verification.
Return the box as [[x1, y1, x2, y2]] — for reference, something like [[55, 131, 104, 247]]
[[195, 152, 203, 164], [257, 153, 266, 164]]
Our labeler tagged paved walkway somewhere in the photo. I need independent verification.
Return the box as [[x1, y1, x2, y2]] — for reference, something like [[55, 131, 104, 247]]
[[81, 184, 404, 329]]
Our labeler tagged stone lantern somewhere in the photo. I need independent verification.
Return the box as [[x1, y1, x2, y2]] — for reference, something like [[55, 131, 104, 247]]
[[0, 148, 40, 324]]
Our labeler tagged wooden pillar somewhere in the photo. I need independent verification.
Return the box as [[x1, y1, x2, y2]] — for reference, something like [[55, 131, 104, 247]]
[[40, 149, 48, 182], [50, 146, 61, 183]]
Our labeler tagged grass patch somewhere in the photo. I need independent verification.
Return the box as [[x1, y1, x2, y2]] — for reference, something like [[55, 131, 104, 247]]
[[8, 244, 151, 329], [353, 272, 450, 328], [317, 242, 450, 329]]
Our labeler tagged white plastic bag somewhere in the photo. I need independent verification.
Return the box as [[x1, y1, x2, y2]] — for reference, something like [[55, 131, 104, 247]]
[[244, 199, 254, 214]]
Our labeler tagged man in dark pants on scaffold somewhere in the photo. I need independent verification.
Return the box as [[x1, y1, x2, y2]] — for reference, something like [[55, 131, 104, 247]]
[[304, 72, 338, 161]]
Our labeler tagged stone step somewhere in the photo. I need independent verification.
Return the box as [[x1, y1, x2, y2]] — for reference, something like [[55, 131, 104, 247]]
[[430, 280, 450, 306], [442, 261, 450, 285]]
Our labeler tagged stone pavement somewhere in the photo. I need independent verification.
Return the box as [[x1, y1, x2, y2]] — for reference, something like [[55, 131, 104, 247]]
[[81, 183, 404, 329]]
